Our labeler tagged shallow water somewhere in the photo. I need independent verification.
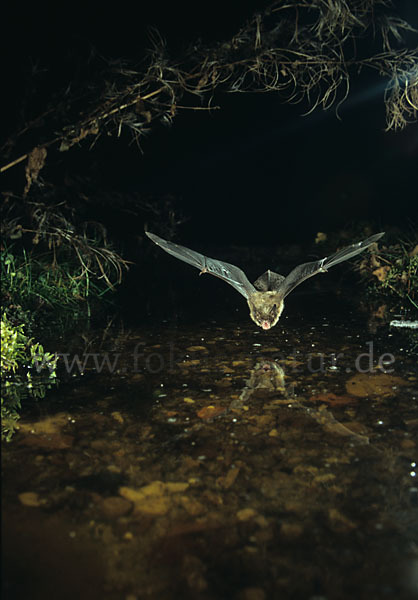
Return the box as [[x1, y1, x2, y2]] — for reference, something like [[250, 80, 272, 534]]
[[2, 296, 418, 600]]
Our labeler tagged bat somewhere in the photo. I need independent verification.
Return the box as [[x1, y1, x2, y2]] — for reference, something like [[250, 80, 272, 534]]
[[146, 231, 384, 330]]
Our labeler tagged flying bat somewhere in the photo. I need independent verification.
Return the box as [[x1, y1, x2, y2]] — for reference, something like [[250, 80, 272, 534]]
[[146, 231, 384, 330]]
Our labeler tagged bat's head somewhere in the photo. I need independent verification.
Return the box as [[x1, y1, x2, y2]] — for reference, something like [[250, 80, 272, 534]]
[[247, 292, 284, 330]]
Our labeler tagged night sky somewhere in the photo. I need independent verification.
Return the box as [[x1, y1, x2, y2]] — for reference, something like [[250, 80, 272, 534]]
[[3, 1, 418, 245]]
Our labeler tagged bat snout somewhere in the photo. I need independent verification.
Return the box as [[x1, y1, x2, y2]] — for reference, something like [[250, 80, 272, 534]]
[[261, 320, 271, 330]]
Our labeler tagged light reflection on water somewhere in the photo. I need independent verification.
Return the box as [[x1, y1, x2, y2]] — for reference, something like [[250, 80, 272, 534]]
[[2, 311, 418, 599]]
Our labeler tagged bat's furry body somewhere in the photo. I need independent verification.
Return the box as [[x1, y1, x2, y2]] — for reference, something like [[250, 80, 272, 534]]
[[146, 231, 384, 330]]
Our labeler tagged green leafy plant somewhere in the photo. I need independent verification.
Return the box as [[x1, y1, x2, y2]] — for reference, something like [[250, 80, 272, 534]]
[[1, 242, 117, 323], [1, 313, 58, 441]]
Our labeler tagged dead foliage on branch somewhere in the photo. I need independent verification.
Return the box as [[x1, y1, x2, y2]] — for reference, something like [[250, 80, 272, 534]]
[[1, 190, 130, 290], [361, 235, 418, 309], [1, 0, 417, 178]]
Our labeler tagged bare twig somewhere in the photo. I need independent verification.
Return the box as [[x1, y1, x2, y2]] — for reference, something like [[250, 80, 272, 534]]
[[1, 0, 416, 177]]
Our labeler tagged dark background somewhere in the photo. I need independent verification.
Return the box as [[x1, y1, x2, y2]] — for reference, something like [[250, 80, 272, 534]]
[[2, 1, 418, 246]]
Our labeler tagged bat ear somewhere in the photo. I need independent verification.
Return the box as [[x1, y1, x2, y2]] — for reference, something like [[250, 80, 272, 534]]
[[254, 270, 285, 292]]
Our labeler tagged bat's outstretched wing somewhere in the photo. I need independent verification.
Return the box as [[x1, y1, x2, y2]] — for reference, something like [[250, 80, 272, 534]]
[[146, 232, 256, 299], [278, 232, 384, 299]]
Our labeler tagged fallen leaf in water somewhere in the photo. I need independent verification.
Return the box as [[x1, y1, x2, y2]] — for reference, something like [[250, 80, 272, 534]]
[[401, 439, 416, 449], [111, 411, 124, 424], [18, 492, 45, 507], [217, 466, 240, 489], [165, 482, 190, 493], [309, 392, 357, 406], [197, 405, 226, 420], [313, 473, 336, 484], [239, 587, 266, 600], [130, 373, 144, 382], [180, 360, 201, 367], [186, 346, 208, 352], [18, 433, 74, 450], [164, 410, 178, 417], [237, 508, 257, 521], [19, 412, 71, 435], [217, 378, 232, 387], [100, 496, 132, 518], [345, 373, 407, 398], [119, 481, 189, 516], [179, 496, 205, 516], [280, 522, 303, 538], [248, 414, 275, 428]]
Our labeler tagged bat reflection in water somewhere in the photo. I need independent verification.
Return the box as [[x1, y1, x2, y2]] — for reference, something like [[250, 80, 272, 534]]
[[146, 231, 384, 330]]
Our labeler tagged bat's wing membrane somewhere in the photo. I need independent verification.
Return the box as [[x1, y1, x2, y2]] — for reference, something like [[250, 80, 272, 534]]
[[146, 232, 255, 299], [278, 232, 384, 299]]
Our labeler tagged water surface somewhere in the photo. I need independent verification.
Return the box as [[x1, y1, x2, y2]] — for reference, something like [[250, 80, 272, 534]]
[[2, 300, 418, 600]]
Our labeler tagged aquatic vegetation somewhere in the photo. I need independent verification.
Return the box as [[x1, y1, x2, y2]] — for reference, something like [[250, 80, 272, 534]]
[[1, 313, 58, 441]]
